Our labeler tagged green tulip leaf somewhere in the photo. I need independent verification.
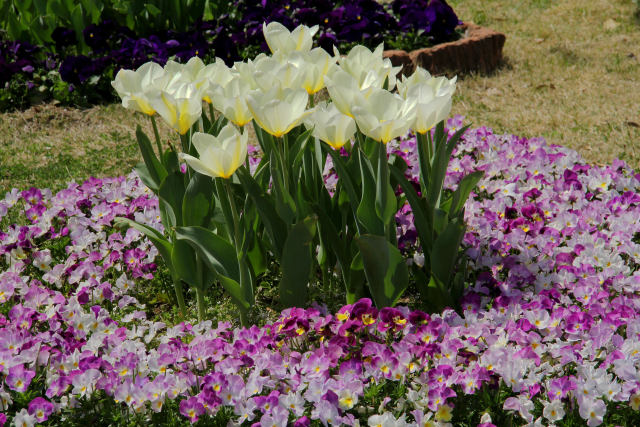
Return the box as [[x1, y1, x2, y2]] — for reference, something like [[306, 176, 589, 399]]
[[424, 275, 454, 313], [433, 208, 448, 236], [428, 124, 470, 210], [290, 127, 314, 168], [159, 200, 176, 230], [162, 147, 180, 174], [356, 234, 409, 307], [134, 162, 159, 193], [431, 219, 466, 286], [279, 215, 318, 308], [374, 142, 396, 226], [389, 164, 432, 250], [136, 125, 167, 186], [324, 144, 359, 218], [210, 114, 228, 136], [175, 226, 239, 282], [159, 172, 186, 226], [356, 150, 385, 236], [171, 239, 200, 288], [182, 173, 215, 227], [269, 151, 296, 224], [450, 170, 484, 218], [236, 167, 288, 259], [217, 274, 251, 312]]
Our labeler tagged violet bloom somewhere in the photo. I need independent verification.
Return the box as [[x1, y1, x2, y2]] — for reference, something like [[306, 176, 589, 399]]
[[51, 27, 77, 49], [5, 364, 35, 392], [180, 396, 205, 423], [59, 55, 95, 84], [28, 397, 55, 422]]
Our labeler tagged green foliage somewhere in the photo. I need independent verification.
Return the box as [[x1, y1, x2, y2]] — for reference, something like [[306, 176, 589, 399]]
[[390, 125, 483, 313], [104, 0, 236, 36], [0, 0, 102, 53], [357, 234, 409, 307], [0, 0, 236, 51]]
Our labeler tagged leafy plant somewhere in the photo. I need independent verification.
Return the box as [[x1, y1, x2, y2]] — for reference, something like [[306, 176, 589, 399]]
[[390, 124, 483, 313]]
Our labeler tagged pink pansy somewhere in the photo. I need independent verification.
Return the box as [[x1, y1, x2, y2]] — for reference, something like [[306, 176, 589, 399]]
[[5, 364, 35, 392], [27, 397, 55, 422]]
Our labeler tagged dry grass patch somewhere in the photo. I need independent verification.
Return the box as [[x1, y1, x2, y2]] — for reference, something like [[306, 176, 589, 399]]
[[0, 103, 177, 193], [450, 0, 640, 166]]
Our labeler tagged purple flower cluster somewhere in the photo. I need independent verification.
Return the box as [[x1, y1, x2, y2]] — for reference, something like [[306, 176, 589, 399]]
[[233, 0, 460, 54], [3, 117, 640, 425], [58, 18, 240, 86], [1, 0, 461, 111]]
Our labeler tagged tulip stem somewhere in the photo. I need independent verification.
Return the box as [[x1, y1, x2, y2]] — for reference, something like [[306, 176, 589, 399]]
[[224, 178, 252, 328], [172, 278, 187, 319], [426, 130, 434, 165], [195, 253, 205, 322], [208, 103, 215, 129], [275, 136, 289, 194], [416, 132, 432, 191], [224, 179, 241, 247], [150, 116, 163, 158], [196, 287, 205, 323]]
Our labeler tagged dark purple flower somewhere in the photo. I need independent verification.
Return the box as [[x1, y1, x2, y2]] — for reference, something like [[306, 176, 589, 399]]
[[51, 27, 77, 49], [83, 20, 133, 52], [59, 55, 96, 84]]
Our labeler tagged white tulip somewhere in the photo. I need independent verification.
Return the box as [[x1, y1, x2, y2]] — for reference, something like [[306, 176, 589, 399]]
[[263, 22, 319, 55], [180, 125, 248, 179], [253, 56, 306, 92], [246, 87, 310, 137], [288, 48, 336, 94], [324, 68, 373, 117], [334, 43, 402, 90], [196, 58, 236, 103], [209, 77, 253, 127], [351, 88, 416, 143], [149, 85, 202, 135], [305, 102, 356, 149], [111, 62, 167, 115], [397, 67, 456, 98], [398, 68, 457, 134], [232, 57, 264, 90]]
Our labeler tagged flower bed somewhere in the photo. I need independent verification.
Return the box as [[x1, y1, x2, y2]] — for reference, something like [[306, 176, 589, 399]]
[[0, 0, 462, 112], [2, 118, 640, 425], [383, 23, 506, 76]]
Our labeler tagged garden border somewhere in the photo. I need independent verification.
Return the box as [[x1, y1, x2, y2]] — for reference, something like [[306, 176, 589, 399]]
[[383, 23, 506, 75]]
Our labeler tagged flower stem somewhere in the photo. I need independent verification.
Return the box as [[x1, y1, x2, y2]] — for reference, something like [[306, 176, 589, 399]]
[[196, 286, 205, 323], [195, 252, 205, 322], [208, 103, 215, 128], [172, 278, 187, 319], [150, 116, 163, 158], [224, 178, 252, 328]]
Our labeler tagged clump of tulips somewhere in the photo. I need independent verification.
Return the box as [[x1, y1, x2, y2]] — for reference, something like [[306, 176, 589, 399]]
[[111, 21, 481, 325]]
